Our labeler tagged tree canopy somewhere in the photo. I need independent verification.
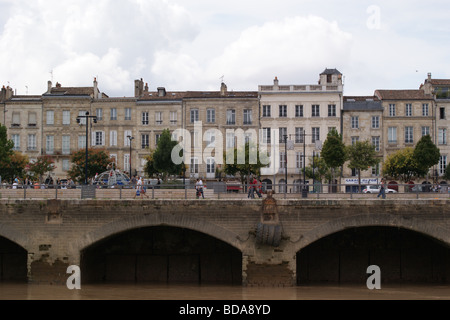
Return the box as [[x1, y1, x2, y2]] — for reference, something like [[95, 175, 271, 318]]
[[321, 128, 347, 170], [144, 129, 182, 180], [26, 155, 54, 182], [0, 124, 15, 181], [413, 134, 441, 177], [346, 140, 380, 190], [68, 148, 110, 183], [382, 147, 421, 182]]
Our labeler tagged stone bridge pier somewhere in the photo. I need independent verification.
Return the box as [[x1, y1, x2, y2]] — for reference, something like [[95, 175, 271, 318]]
[[0, 197, 449, 286]]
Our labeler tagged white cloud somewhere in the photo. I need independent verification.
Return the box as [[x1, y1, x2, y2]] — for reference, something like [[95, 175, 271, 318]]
[[151, 15, 353, 91]]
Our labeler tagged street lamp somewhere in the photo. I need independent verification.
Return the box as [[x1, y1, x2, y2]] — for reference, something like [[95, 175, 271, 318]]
[[77, 112, 97, 185], [127, 135, 134, 179]]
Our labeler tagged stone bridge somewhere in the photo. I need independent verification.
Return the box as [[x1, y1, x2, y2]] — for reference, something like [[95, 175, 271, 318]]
[[0, 197, 449, 286]]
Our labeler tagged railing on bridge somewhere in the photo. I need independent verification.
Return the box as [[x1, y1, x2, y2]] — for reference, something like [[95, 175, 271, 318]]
[[0, 182, 448, 200]]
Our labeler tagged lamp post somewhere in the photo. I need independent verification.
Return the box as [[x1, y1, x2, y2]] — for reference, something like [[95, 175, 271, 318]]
[[127, 135, 134, 179], [77, 112, 97, 185]]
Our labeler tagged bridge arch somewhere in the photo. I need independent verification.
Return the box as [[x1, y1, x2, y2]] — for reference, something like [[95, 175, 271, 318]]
[[292, 213, 450, 253], [73, 213, 245, 254], [0, 223, 29, 250]]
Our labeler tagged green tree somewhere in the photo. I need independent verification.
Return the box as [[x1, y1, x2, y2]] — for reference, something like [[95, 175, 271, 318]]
[[0, 124, 15, 182], [143, 149, 159, 178], [223, 142, 269, 185], [382, 147, 422, 183], [2, 152, 29, 182], [346, 140, 380, 192], [26, 155, 55, 183], [151, 129, 183, 180], [413, 134, 441, 178], [321, 128, 346, 185], [68, 148, 110, 183]]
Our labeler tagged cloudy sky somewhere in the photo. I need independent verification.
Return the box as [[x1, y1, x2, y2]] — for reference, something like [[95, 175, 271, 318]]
[[1, 0, 449, 97]]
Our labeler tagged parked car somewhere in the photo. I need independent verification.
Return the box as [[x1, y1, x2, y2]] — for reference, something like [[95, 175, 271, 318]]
[[363, 185, 397, 194], [410, 185, 431, 192]]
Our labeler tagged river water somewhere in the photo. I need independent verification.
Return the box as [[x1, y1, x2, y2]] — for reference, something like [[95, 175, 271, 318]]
[[1, 283, 450, 300]]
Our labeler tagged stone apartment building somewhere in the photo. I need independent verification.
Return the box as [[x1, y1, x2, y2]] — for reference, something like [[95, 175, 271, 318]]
[[342, 96, 383, 192], [420, 73, 449, 181], [258, 69, 344, 193]]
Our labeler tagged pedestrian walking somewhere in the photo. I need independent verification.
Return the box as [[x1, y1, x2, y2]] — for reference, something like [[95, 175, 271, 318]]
[[377, 178, 386, 199]]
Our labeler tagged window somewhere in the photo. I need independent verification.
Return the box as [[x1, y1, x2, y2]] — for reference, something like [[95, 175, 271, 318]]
[[226, 132, 235, 149], [312, 127, 320, 143], [351, 116, 359, 129], [389, 104, 396, 117], [405, 126, 414, 144], [78, 111, 87, 125], [328, 104, 336, 117], [206, 158, 215, 174], [243, 109, 252, 125], [422, 104, 429, 116], [124, 130, 132, 146], [125, 108, 131, 121], [439, 156, 447, 176], [422, 126, 430, 137], [155, 112, 163, 125], [406, 103, 412, 117], [62, 159, 70, 172], [124, 154, 130, 172], [226, 109, 236, 125], [78, 136, 86, 149], [205, 130, 215, 148], [372, 136, 380, 152], [96, 108, 103, 121], [440, 107, 446, 120], [62, 136, 70, 154], [190, 109, 199, 123], [262, 128, 271, 144], [28, 134, 36, 151], [296, 152, 304, 170], [439, 128, 447, 145], [295, 105, 303, 117], [388, 127, 397, 143], [12, 112, 20, 126], [245, 132, 253, 144], [94, 131, 105, 146], [190, 157, 199, 174], [170, 111, 177, 125], [372, 163, 380, 176], [142, 112, 149, 125], [46, 135, 54, 154], [110, 108, 117, 120], [371, 116, 380, 129], [312, 105, 320, 117], [351, 136, 359, 145], [279, 152, 286, 169], [279, 127, 287, 143], [141, 134, 149, 149], [295, 128, 304, 143], [279, 105, 287, 118], [12, 134, 20, 151], [28, 112, 37, 126], [192, 131, 200, 148], [351, 168, 357, 177], [63, 111, 71, 125], [155, 134, 161, 146], [262, 105, 271, 117], [110, 130, 117, 147], [206, 109, 215, 123], [46, 110, 54, 125]]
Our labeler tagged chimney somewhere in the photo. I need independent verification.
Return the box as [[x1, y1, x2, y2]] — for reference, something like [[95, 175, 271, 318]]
[[134, 79, 144, 97], [56, 82, 61, 88], [274, 77, 279, 86], [5, 86, 13, 100], [93, 77, 98, 100], [47, 81, 52, 94], [144, 83, 149, 93], [220, 82, 227, 96], [1, 86, 6, 102]]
